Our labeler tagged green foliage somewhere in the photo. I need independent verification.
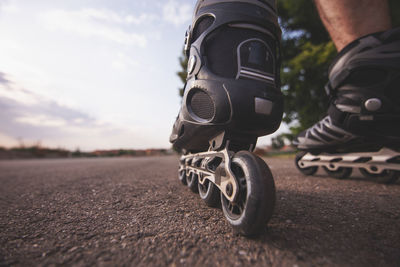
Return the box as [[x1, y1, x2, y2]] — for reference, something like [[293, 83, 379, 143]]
[[281, 41, 336, 136], [177, 49, 188, 97], [277, 0, 335, 139], [271, 135, 285, 150]]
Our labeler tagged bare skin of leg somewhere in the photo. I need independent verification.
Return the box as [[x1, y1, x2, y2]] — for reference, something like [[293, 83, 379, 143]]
[[314, 0, 392, 51]]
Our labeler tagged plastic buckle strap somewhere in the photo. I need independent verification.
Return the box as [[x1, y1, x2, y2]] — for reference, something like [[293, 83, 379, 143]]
[[184, 25, 192, 58]]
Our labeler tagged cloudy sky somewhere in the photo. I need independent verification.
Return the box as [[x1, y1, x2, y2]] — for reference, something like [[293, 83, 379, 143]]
[[0, 0, 286, 151]]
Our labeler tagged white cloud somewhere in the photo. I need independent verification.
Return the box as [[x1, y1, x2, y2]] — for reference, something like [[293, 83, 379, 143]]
[[65, 8, 156, 25], [16, 114, 67, 127], [0, 73, 154, 150], [163, 0, 192, 26], [0, 0, 19, 14], [40, 9, 148, 47], [111, 52, 139, 71], [0, 79, 39, 105]]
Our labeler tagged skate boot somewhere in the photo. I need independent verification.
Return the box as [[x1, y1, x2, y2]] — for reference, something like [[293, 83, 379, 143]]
[[294, 27, 400, 184], [170, 0, 283, 235]]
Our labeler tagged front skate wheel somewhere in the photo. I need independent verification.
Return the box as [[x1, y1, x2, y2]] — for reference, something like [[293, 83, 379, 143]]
[[198, 178, 220, 207], [295, 152, 318, 176], [359, 168, 399, 184], [187, 172, 198, 193], [323, 166, 352, 179], [220, 151, 275, 236]]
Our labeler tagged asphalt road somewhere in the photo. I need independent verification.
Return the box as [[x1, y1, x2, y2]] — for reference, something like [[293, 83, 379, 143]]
[[0, 156, 399, 266]]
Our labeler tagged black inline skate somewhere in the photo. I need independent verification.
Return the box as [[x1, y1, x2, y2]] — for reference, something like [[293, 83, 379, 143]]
[[170, 0, 283, 235], [294, 28, 400, 184]]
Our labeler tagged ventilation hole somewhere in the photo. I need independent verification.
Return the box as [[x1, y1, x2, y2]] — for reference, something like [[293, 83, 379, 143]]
[[370, 166, 378, 172], [238, 39, 274, 75], [192, 16, 214, 44], [204, 25, 276, 78], [323, 124, 345, 138], [314, 131, 334, 142], [188, 89, 215, 120]]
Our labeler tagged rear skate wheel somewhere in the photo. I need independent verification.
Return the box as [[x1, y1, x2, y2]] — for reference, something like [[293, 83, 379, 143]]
[[295, 152, 318, 176], [198, 178, 220, 207], [178, 169, 187, 185], [187, 172, 198, 193], [323, 166, 352, 179], [220, 151, 275, 236], [359, 168, 399, 184]]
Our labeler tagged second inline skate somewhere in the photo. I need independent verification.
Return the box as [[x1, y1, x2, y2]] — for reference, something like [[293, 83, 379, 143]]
[[294, 28, 400, 184]]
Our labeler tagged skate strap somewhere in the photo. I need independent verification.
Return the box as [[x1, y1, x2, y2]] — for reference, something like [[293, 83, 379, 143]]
[[326, 27, 400, 97]]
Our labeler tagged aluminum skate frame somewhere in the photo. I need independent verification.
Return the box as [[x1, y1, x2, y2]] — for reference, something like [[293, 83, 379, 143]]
[[179, 148, 239, 202], [298, 147, 400, 174]]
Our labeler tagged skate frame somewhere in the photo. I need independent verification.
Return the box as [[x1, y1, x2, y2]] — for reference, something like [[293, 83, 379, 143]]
[[298, 147, 400, 174], [180, 148, 240, 202]]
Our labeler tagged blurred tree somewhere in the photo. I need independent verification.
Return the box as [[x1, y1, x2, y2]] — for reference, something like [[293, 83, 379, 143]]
[[278, 0, 337, 139], [177, 49, 188, 97], [271, 135, 285, 150]]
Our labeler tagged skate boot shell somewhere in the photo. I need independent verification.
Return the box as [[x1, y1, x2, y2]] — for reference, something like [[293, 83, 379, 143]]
[[170, 0, 282, 235], [294, 28, 400, 183], [170, 0, 283, 153]]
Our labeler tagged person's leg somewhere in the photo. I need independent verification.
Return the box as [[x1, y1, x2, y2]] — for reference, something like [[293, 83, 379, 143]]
[[314, 0, 392, 51]]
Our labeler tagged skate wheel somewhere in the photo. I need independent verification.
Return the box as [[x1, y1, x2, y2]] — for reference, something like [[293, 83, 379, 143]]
[[186, 172, 198, 193], [359, 168, 399, 184], [322, 166, 352, 179], [220, 151, 275, 236], [178, 169, 187, 185], [198, 178, 220, 207], [295, 151, 318, 176]]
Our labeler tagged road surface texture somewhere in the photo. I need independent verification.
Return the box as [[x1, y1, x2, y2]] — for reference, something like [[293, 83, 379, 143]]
[[0, 156, 399, 266]]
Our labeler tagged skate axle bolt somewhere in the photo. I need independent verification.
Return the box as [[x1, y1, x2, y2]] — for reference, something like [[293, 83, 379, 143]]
[[226, 183, 233, 197], [364, 98, 382, 111]]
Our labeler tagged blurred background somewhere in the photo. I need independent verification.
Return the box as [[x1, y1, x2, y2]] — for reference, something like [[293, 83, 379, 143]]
[[0, 0, 399, 156], [0, 0, 196, 152]]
